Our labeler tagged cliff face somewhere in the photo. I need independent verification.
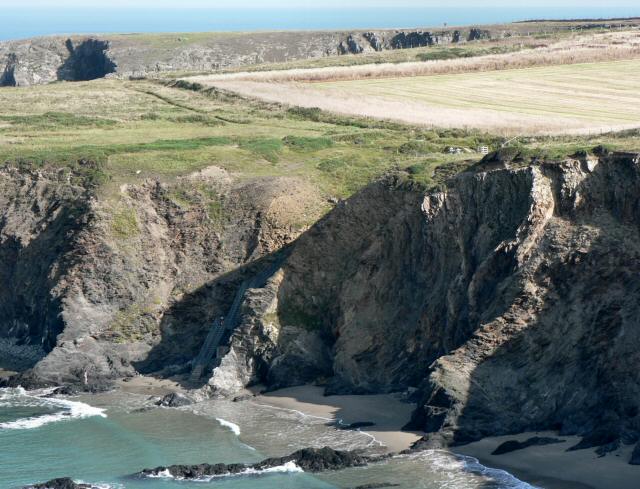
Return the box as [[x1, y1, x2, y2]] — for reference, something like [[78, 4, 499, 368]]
[[3, 151, 640, 459], [0, 27, 506, 86], [0, 164, 325, 385], [206, 151, 640, 457]]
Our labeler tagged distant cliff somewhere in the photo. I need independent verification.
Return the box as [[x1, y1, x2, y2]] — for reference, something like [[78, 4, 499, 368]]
[[0, 22, 586, 87]]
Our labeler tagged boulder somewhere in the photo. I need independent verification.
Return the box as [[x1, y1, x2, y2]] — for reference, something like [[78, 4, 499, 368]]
[[23, 478, 92, 489], [154, 392, 193, 407], [630, 442, 640, 465], [492, 437, 565, 455]]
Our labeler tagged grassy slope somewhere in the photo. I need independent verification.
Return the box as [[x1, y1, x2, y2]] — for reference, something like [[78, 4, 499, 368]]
[[0, 78, 504, 197], [1, 52, 639, 201]]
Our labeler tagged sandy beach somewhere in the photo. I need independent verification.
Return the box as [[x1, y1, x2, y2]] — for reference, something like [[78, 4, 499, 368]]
[[114, 375, 186, 397], [254, 384, 423, 453], [254, 385, 640, 489], [456, 431, 640, 489]]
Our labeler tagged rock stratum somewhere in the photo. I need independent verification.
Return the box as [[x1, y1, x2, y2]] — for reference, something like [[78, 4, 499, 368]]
[[2, 150, 640, 462]]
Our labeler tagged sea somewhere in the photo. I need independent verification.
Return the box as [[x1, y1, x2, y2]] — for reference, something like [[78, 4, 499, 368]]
[[1, 7, 640, 42], [0, 386, 538, 489]]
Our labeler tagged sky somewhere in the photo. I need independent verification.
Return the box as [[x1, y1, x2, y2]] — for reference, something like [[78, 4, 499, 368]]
[[3, 0, 640, 8]]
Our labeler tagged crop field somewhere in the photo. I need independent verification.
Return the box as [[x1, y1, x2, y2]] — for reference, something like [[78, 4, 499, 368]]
[[203, 58, 640, 136], [192, 31, 640, 135]]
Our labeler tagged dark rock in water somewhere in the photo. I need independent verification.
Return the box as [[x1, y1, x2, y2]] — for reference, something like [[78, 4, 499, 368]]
[[630, 442, 640, 465], [232, 394, 253, 402], [409, 433, 449, 451], [154, 392, 193, 407], [492, 437, 565, 455], [24, 478, 92, 489], [349, 484, 400, 489], [43, 385, 80, 397], [339, 421, 376, 430], [138, 447, 370, 478]]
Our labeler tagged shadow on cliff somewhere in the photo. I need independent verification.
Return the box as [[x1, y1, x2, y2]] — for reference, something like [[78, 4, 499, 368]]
[[133, 249, 289, 388], [57, 39, 116, 82], [412, 156, 640, 453], [0, 199, 91, 371]]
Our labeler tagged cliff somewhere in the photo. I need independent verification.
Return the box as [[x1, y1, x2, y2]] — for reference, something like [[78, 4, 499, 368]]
[[207, 150, 640, 461], [2, 150, 640, 462], [0, 22, 591, 87]]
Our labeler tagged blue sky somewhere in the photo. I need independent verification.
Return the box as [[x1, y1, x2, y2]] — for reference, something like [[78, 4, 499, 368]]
[[4, 0, 640, 7]]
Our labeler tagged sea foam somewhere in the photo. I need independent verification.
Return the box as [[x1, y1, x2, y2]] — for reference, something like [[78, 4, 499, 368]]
[[0, 387, 107, 430], [216, 417, 241, 435], [147, 461, 303, 481]]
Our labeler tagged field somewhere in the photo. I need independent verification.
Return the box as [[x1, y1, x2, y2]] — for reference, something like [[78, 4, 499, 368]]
[[2, 28, 640, 202], [0, 78, 501, 197], [192, 30, 640, 135]]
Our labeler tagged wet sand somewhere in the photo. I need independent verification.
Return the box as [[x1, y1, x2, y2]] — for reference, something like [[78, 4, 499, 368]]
[[254, 384, 422, 453], [456, 431, 639, 489]]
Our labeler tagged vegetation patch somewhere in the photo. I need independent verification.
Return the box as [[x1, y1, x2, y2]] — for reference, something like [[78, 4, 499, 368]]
[[111, 207, 139, 239], [0, 112, 118, 129], [106, 303, 158, 343], [239, 138, 283, 163], [283, 135, 334, 152]]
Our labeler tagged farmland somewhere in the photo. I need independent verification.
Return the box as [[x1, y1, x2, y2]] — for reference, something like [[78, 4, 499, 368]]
[[193, 30, 640, 135]]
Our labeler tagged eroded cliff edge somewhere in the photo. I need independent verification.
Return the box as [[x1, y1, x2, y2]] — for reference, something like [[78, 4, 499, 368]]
[[2, 151, 639, 459]]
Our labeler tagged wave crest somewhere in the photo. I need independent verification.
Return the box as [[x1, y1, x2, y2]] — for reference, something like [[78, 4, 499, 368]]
[[0, 387, 107, 430]]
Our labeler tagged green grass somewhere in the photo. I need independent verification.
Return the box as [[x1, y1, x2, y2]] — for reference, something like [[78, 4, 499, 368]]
[[0, 76, 638, 203], [239, 138, 283, 163]]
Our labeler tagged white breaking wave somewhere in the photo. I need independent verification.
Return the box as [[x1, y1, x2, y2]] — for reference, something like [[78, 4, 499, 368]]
[[0, 387, 107, 430], [147, 461, 304, 481], [398, 450, 540, 489], [216, 417, 241, 435]]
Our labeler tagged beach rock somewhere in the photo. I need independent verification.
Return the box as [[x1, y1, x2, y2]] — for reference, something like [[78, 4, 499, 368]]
[[491, 437, 565, 455], [338, 421, 376, 430], [629, 442, 640, 465], [24, 478, 92, 489], [138, 447, 370, 478], [155, 392, 193, 407], [567, 428, 620, 452], [349, 484, 400, 489]]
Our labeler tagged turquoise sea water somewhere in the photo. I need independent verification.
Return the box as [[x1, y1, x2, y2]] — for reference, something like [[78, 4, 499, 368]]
[[2, 7, 640, 41], [0, 387, 537, 489]]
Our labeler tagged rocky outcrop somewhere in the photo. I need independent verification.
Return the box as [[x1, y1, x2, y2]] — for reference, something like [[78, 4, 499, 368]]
[[204, 151, 640, 462], [138, 447, 372, 478], [23, 479, 92, 489], [5, 150, 640, 463], [0, 164, 325, 388], [154, 392, 193, 407], [0, 53, 17, 86], [631, 442, 640, 465], [491, 437, 565, 455], [468, 28, 492, 41]]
